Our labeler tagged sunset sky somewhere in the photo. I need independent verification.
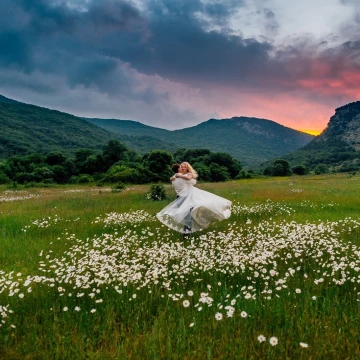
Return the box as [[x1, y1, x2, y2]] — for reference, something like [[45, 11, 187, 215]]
[[1, 0, 360, 134]]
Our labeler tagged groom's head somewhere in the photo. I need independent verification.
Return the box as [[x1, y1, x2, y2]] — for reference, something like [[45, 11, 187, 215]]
[[172, 163, 180, 173]]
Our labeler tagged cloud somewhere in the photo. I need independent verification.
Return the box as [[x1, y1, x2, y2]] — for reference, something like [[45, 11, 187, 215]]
[[0, 0, 359, 132]]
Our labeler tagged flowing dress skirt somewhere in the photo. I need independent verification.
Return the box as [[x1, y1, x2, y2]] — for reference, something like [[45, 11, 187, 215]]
[[156, 185, 231, 233]]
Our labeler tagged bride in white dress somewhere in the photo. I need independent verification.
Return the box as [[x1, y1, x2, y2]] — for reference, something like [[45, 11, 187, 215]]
[[156, 162, 232, 236]]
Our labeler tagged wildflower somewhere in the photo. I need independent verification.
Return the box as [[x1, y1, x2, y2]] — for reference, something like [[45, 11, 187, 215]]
[[215, 312, 223, 321], [90, 309, 96, 313], [183, 300, 190, 308], [240, 311, 248, 318], [187, 290, 194, 297], [63, 307, 68, 312], [18, 293, 24, 299], [257, 335, 266, 343], [300, 342, 308, 348], [295, 289, 301, 294], [269, 337, 278, 346], [75, 307, 81, 312], [312, 296, 317, 300]]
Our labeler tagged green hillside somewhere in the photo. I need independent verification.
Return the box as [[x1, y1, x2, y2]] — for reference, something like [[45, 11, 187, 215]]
[[86, 117, 314, 167], [282, 101, 360, 172], [0, 97, 177, 158], [0, 94, 313, 166], [0, 101, 116, 158]]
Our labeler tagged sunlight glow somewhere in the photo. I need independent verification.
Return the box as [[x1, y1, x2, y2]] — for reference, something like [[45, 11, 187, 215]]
[[298, 129, 322, 136]]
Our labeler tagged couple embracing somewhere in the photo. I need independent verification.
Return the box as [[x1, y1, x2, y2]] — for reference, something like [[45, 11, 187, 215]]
[[156, 162, 232, 238]]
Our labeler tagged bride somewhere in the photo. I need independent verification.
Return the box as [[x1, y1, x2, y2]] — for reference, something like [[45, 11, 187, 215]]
[[156, 162, 232, 237]]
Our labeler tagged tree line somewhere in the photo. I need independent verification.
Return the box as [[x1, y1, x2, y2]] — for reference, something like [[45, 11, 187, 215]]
[[0, 140, 243, 185]]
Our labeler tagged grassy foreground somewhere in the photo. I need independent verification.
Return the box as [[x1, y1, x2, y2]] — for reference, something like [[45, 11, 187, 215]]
[[0, 174, 360, 359]]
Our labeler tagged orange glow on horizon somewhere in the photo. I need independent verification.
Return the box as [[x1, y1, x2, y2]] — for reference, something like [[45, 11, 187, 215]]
[[298, 129, 322, 136]]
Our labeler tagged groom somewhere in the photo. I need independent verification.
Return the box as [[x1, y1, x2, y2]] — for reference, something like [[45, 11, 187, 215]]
[[170, 163, 182, 198], [170, 163, 193, 239]]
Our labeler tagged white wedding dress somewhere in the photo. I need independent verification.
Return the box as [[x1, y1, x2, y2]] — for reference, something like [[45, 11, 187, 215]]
[[156, 178, 232, 233]]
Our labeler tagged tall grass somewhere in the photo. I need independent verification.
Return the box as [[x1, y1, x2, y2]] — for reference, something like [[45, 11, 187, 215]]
[[0, 174, 359, 359]]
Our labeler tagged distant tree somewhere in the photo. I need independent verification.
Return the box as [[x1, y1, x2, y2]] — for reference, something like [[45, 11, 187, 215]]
[[102, 140, 128, 170], [33, 166, 54, 182], [263, 166, 274, 176], [192, 162, 212, 182], [73, 149, 104, 175], [74, 149, 95, 174], [314, 164, 329, 175], [173, 148, 187, 163], [209, 163, 230, 182], [292, 165, 309, 175], [182, 149, 211, 163], [206, 152, 242, 178], [338, 161, 359, 173], [81, 155, 101, 175], [51, 165, 71, 183], [272, 159, 292, 176], [45, 151, 67, 166], [143, 150, 173, 182], [26, 153, 44, 165], [103, 164, 149, 184]]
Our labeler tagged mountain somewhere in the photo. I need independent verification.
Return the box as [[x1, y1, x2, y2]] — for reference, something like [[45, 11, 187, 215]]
[[0, 95, 177, 158], [282, 101, 360, 172], [0, 95, 19, 104], [0, 97, 116, 158], [86, 117, 314, 167], [0, 94, 314, 166]]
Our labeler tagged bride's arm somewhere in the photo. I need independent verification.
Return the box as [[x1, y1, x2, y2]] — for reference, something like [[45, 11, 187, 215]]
[[175, 173, 193, 180]]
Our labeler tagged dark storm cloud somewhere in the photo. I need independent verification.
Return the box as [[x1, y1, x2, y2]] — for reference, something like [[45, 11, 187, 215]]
[[100, 0, 280, 87], [0, 0, 275, 92], [0, 31, 33, 71], [0, 0, 147, 91], [0, 0, 359, 101]]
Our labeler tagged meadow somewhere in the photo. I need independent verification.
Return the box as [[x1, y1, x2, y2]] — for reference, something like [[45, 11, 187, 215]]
[[0, 174, 359, 359]]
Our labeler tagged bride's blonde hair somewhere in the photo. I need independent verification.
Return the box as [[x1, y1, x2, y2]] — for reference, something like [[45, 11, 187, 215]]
[[181, 162, 198, 179]]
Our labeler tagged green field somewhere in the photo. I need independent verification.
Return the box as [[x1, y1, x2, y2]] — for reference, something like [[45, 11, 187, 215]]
[[0, 174, 360, 359]]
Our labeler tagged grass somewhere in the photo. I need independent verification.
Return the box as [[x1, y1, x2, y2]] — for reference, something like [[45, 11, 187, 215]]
[[0, 173, 359, 359]]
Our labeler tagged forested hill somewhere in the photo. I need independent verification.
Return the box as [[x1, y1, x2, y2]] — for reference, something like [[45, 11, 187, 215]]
[[0, 94, 313, 166], [0, 96, 177, 158], [283, 101, 360, 172], [0, 95, 19, 104], [86, 117, 314, 166], [0, 99, 116, 158]]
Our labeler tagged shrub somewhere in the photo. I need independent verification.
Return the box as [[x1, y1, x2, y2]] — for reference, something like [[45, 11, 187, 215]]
[[71, 174, 94, 184], [148, 184, 166, 201], [0, 172, 10, 184], [236, 170, 252, 179], [111, 183, 126, 193]]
